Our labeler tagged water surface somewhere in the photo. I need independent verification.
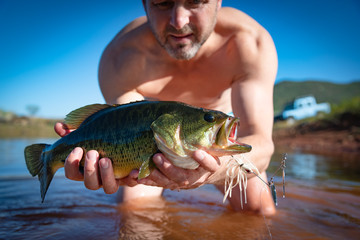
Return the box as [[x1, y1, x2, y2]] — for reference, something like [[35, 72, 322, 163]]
[[1, 139, 359, 239]]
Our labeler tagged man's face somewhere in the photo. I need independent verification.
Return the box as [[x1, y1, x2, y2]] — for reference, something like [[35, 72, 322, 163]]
[[144, 0, 221, 60]]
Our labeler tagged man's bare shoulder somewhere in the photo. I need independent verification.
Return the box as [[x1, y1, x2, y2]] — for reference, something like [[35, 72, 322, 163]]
[[118, 16, 148, 35], [102, 16, 154, 59], [217, 7, 277, 81], [217, 7, 264, 34], [217, 7, 272, 48], [98, 16, 155, 103]]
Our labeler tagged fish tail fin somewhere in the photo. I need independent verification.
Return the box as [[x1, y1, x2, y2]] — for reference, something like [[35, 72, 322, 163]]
[[24, 144, 54, 203]]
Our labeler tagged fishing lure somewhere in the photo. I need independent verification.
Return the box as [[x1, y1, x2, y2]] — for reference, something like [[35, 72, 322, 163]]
[[224, 153, 287, 208], [268, 153, 287, 205]]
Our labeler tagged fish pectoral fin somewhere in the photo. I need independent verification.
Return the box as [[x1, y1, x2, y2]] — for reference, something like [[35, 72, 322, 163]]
[[64, 104, 112, 129], [138, 157, 156, 179]]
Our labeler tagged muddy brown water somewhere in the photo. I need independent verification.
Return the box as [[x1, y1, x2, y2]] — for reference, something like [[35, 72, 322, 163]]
[[1, 139, 359, 240]]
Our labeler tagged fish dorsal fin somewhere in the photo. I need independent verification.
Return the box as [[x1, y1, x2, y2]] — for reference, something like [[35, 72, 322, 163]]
[[64, 104, 112, 129]]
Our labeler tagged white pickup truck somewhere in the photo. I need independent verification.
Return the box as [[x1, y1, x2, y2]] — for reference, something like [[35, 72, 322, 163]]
[[275, 95, 331, 123]]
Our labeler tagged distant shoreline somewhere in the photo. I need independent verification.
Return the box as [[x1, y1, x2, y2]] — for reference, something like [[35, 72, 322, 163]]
[[0, 118, 59, 139]]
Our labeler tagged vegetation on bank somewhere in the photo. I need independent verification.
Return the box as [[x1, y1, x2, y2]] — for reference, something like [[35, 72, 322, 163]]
[[331, 96, 360, 117], [309, 96, 360, 130], [0, 116, 60, 139]]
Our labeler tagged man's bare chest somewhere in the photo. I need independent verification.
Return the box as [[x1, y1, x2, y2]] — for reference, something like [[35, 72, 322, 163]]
[[136, 72, 233, 109]]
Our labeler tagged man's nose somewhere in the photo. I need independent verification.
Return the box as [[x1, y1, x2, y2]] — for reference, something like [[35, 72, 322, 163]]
[[170, 6, 190, 30]]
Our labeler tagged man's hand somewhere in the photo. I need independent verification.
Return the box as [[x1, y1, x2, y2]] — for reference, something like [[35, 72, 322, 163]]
[[64, 147, 139, 193], [55, 122, 139, 194], [138, 150, 223, 190]]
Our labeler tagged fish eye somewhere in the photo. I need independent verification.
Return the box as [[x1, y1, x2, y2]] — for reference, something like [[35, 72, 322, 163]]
[[204, 113, 215, 122]]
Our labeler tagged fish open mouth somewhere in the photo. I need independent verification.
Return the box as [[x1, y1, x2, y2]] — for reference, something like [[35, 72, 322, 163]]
[[228, 118, 238, 143], [212, 117, 252, 154]]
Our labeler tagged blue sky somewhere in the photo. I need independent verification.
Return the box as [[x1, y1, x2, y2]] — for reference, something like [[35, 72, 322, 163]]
[[1, 0, 359, 118]]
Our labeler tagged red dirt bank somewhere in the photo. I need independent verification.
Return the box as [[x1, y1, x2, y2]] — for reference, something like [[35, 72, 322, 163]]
[[273, 128, 360, 155], [273, 112, 360, 155]]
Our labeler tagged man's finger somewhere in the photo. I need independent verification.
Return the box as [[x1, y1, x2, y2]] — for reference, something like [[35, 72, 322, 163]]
[[193, 150, 220, 172], [138, 168, 172, 187], [64, 147, 84, 181], [84, 150, 101, 190], [99, 158, 119, 194], [152, 153, 190, 186], [116, 170, 139, 187], [54, 122, 72, 137]]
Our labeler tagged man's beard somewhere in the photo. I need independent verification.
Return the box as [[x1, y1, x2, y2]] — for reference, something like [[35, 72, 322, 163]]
[[165, 41, 202, 60], [151, 23, 212, 60]]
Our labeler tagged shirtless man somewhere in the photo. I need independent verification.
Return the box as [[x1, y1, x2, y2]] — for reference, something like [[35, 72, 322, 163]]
[[56, 0, 278, 215]]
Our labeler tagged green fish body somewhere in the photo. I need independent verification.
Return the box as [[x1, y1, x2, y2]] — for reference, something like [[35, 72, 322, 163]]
[[24, 101, 251, 202]]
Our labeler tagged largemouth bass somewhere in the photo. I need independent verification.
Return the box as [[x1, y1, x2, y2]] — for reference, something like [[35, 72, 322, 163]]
[[25, 101, 252, 202]]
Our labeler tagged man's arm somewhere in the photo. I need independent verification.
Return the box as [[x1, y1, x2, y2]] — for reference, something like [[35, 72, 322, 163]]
[[231, 27, 277, 173], [225, 21, 278, 215]]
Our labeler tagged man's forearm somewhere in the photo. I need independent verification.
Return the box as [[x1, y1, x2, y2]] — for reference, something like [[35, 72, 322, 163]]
[[236, 134, 274, 173]]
